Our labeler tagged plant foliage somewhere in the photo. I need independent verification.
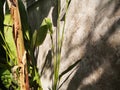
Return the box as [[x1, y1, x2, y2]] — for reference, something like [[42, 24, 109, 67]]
[[0, 0, 80, 90]]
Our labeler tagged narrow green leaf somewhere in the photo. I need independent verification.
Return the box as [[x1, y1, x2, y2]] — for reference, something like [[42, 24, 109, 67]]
[[59, 59, 81, 79], [4, 14, 17, 65], [31, 30, 37, 49], [58, 70, 74, 89], [18, 0, 31, 52], [18, 0, 31, 41]]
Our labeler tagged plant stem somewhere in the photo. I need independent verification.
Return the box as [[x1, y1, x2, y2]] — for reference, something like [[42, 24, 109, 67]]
[[7, 0, 29, 89], [53, 0, 69, 89], [53, 0, 61, 90]]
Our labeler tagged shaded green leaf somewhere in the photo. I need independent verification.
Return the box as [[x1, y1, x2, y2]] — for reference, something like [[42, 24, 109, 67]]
[[32, 18, 53, 48], [18, 0, 31, 41], [0, 0, 5, 32], [18, 0, 31, 52], [45, 18, 53, 34], [35, 25, 48, 47], [0, 0, 6, 59], [31, 30, 37, 49]]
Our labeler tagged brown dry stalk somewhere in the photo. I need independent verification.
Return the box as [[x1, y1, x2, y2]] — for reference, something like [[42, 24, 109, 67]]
[[7, 0, 29, 90]]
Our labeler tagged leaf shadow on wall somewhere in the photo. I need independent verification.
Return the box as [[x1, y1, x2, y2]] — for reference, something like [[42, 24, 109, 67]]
[[26, 0, 57, 66], [67, 15, 120, 90]]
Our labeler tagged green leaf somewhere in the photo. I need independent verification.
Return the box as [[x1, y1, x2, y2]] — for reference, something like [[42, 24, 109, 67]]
[[58, 70, 74, 89], [32, 18, 53, 48], [4, 14, 17, 65], [33, 67, 43, 90], [44, 18, 53, 34], [18, 0, 31, 51], [59, 59, 81, 79], [35, 24, 48, 47], [18, 0, 31, 41], [0, 69, 12, 88], [31, 30, 37, 49]]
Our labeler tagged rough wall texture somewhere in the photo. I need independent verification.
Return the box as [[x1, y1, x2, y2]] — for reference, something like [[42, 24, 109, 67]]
[[26, 0, 120, 90]]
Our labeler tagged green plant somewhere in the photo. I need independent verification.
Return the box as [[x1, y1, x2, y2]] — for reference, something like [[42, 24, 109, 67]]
[[0, 0, 53, 89], [0, 0, 81, 90], [52, 0, 70, 89], [52, 0, 81, 90]]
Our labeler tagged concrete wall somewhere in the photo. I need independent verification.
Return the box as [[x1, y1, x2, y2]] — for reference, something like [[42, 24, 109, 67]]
[[26, 0, 120, 90]]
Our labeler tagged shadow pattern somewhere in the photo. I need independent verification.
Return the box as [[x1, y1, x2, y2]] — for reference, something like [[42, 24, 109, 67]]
[[67, 1, 120, 90]]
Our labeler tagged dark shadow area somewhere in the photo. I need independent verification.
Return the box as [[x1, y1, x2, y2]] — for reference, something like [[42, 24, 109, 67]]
[[0, 1, 8, 89], [41, 49, 53, 80], [67, 10, 120, 90], [27, 0, 57, 32], [52, 2, 58, 26], [26, 0, 57, 68], [95, 0, 114, 27], [113, 0, 120, 14]]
